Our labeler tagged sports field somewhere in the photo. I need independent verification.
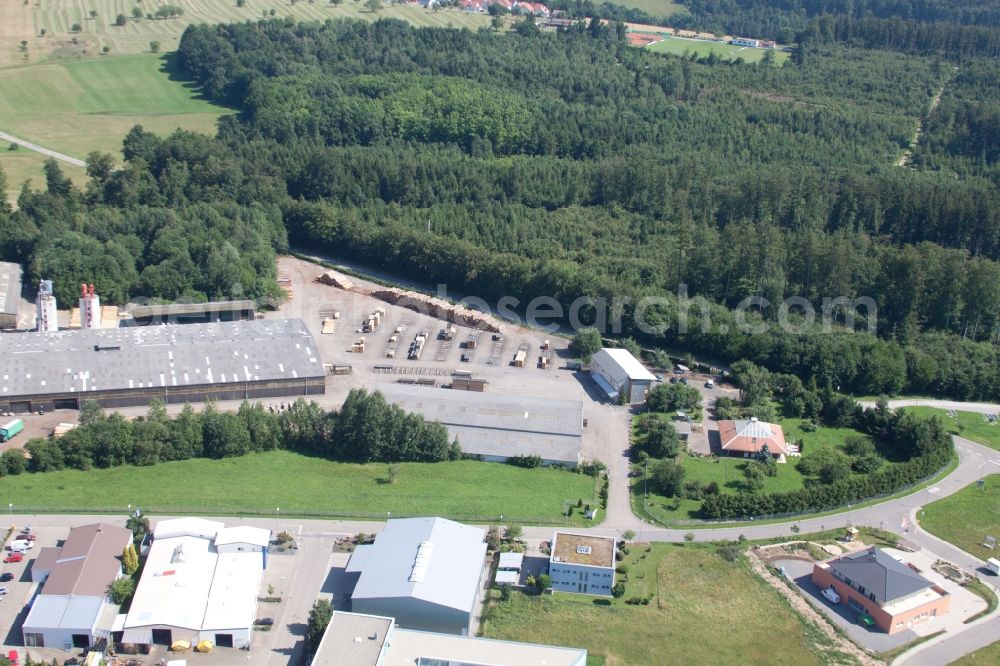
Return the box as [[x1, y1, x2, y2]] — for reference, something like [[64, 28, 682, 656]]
[[0, 449, 598, 523], [647, 36, 790, 64], [0, 53, 226, 157], [3, 0, 492, 66]]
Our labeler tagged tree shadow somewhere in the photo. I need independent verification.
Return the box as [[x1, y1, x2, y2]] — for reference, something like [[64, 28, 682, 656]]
[[155, 53, 231, 107]]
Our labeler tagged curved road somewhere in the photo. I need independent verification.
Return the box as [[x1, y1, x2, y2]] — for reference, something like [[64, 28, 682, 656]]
[[10, 400, 1000, 664], [0, 129, 86, 168]]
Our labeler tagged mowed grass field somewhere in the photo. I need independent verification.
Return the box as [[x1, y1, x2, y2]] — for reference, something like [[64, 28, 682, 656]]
[[954, 641, 1000, 665], [1, 147, 88, 207], [5, 0, 490, 65], [647, 36, 790, 64], [482, 544, 835, 665], [0, 53, 226, 159], [0, 449, 597, 522], [906, 406, 1000, 452], [609, 0, 687, 18], [920, 474, 1000, 561]]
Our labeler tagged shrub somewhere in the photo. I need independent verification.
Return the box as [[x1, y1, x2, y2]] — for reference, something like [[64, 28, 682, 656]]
[[717, 545, 740, 562], [622, 529, 636, 541], [538, 574, 551, 590], [615, 565, 629, 575], [683, 532, 695, 542], [499, 584, 511, 601], [508, 454, 541, 468], [611, 582, 625, 598]]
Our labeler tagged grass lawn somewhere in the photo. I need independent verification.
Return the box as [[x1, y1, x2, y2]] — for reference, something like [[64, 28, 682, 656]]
[[481, 543, 840, 665], [3, 0, 491, 66], [633, 417, 875, 520], [0, 450, 597, 523], [920, 474, 1000, 561], [647, 37, 790, 65], [954, 641, 1000, 665], [0, 146, 88, 207], [0, 53, 227, 160], [905, 406, 1000, 452]]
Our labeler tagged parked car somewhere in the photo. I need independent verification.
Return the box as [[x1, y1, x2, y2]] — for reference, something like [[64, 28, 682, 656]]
[[669, 376, 678, 384], [655, 374, 664, 382], [254, 618, 274, 626], [0, 587, 8, 595], [680, 377, 688, 384], [15, 534, 36, 542], [0, 573, 13, 582], [705, 379, 714, 388], [3, 553, 23, 564], [821, 587, 841, 604], [8, 649, 18, 666]]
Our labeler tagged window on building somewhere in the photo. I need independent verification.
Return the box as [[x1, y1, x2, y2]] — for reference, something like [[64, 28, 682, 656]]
[[24, 634, 44, 648]]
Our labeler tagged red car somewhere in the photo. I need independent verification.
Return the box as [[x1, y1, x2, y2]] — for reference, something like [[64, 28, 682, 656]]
[[15, 534, 35, 542], [3, 553, 23, 564]]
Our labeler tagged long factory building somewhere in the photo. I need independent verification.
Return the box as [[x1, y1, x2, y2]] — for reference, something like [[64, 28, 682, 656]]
[[0, 318, 325, 413]]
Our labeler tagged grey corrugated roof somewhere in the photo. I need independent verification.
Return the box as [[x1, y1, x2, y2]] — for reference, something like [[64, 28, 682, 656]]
[[375, 383, 582, 463], [23, 596, 105, 632], [827, 547, 932, 603], [0, 319, 323, 398], [351, 518, 486, 614], [0, 261, 21, 318], [132, 300, 255, 318]]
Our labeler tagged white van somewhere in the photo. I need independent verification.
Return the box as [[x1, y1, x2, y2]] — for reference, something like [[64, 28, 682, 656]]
[[821, 587, 841, 604], [10, 540, 32, 552]]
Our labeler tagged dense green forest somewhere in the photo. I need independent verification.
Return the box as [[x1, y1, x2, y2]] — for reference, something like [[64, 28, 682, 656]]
[[0, 18, 998, 400], [554, 0, 1000, 58]]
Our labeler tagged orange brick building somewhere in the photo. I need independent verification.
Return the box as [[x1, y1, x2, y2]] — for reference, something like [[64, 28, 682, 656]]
[[812, 547, 950, 634]]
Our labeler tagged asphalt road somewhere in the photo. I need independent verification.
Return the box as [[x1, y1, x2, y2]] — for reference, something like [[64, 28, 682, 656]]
[[0, 129, 86, 168]]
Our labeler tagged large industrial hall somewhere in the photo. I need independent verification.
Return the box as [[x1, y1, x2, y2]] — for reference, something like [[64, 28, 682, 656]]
[[0, 318, 326, 413]]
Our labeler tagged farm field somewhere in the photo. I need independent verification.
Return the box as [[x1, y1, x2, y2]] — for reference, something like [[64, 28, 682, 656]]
[[0, 53, 227, 163], [3, 0, 492, 66], [920, 474, 1000, 561], [0, 449, 597, 523], [0, 147, 88, 207], [609, 0, 687, 18], [634, 417, 875, 520], [906, 406, 1000, 452], [647, 36, 790, 64], [481, 543, 840, 665]]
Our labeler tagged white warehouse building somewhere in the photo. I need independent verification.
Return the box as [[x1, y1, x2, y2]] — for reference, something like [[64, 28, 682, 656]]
[[590, 348, 656, 403], [120, 518, 270, 650], [347, 517, 487, 635]]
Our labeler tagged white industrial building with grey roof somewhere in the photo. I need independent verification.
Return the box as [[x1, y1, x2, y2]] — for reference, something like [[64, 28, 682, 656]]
[[375, 383, 583, 467], [120, 518, 271, 650], [347, 517, 487, 635], [590, 348, 656, 403], [0, 318, 325, 413]]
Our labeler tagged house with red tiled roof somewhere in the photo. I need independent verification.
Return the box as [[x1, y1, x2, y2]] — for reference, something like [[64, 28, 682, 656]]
[[491, 0, 514, 10], [458, 0, 487, 12], [717, 418, 788, 458]]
